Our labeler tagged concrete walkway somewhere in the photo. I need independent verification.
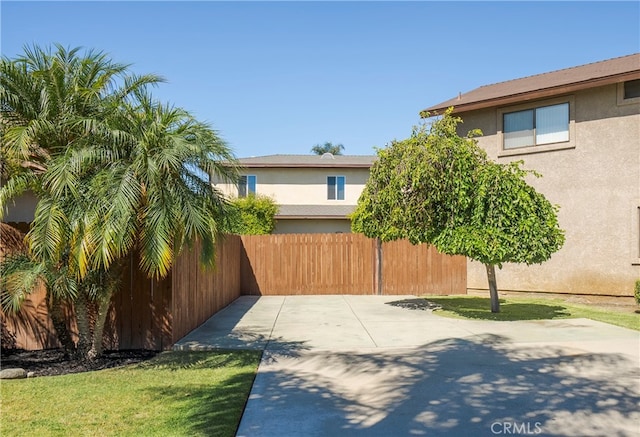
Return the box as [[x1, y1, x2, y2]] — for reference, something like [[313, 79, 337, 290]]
[[174, 295, 640, 437]]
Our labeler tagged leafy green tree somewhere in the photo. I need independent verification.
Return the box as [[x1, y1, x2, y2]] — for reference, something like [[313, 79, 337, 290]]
[[0, 45, 238, 359], [311, 141, 345, 155], [352, 110, 564, 312], [228, 194, 279, 235]]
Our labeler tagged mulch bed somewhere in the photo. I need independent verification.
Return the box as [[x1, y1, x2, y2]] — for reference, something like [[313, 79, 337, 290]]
[[1, 348, 158, 377]]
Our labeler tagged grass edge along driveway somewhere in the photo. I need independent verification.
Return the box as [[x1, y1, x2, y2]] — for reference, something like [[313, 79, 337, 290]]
[[424, 295, 639, 331], [1, 350, 261, 437]]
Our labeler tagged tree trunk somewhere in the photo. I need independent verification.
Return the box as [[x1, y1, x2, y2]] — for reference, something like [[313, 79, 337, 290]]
[[46, 293, 75, 359], [375, 238, 382, 295], [485, 263, 500, 313], [71, 263, 123, 361], [88, 264, 122, 359], [89, 291, 112, 359], [74, 291, 93, 361]]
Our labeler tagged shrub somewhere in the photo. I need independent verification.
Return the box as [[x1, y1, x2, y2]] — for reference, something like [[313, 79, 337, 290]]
[[635, 280, 640, 305], [228, 195, 279, 235]]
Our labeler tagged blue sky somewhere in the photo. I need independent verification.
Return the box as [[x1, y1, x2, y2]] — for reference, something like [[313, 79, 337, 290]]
[[2, 1, 639, 157]]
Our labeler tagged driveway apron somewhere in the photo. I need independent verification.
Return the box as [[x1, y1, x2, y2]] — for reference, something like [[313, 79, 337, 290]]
[[174, 295, 640, 437]]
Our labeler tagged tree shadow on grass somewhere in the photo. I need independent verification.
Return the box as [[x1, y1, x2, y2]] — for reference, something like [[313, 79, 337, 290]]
[[402, 297, 572, 321], [137, 349, 260, 371], [137, 350, 261, 437], [138, 333, 311, 437], [147, 372, 255, 436]]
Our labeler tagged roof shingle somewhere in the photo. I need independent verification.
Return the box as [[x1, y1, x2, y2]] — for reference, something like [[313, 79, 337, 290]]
[[276, 204, 356, 219], [235, 154, 376, 168], [423, 53, 640, 115]]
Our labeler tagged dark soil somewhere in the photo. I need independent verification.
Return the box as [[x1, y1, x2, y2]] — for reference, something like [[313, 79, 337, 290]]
[[386, 298, 443, 311], [0, 348, 158, 377]]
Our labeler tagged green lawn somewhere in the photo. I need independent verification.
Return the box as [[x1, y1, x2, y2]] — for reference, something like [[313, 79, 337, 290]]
[[0, 350, 261, 437], [423, 295, 639, 331]]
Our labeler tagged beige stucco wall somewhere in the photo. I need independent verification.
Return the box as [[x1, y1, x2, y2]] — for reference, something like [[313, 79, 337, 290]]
[[458, 83, 640, 296], [215, 167, 370, 205], [274, 219, 352, 234]]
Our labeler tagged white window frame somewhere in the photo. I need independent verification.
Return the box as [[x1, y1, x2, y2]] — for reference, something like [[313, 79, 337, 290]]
[[238, 175, 256, 197], [497, 96, 575, 157], [327, 175, 345, 201]]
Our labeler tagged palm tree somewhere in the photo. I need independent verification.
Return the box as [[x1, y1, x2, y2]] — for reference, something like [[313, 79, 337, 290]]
[[311, 141, 345, 155], [1, 44, 161, 359], [0, 44, 161, 179], [1, 45, 238, 360], [63, 96, 238, 359]]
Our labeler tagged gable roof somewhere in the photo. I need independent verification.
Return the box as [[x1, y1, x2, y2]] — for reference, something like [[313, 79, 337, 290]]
[[422, 53, 640, 115], [235, 154, 376, 168]]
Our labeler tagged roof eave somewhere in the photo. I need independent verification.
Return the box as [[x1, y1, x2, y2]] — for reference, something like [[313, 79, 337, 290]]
[[423, 71, 640, 116], [238, 163, 373, 169]]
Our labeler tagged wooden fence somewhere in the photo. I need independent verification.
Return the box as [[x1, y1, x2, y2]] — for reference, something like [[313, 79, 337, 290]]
[[241, 233, 375, 295], [3, 233, 465, 351], [170, 235, 242, 344], [381, 239, 467, 295], [240, 234, 466, 296], [1, 285, 59, 350], [102, 257, 172, 351], [2, 235, 243, 351]]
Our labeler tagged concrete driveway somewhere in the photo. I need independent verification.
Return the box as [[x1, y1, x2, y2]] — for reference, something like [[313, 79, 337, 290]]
[[174, 295, 640, 437]]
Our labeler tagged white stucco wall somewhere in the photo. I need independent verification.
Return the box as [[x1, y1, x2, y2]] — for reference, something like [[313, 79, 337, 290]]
[[214, 167, 370, 205], [458, 83, 640, 296]]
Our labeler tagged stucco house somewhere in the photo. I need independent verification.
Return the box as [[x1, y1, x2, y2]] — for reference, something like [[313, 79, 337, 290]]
[[423, 53, 640, 298], [215, 154, 377, 233]]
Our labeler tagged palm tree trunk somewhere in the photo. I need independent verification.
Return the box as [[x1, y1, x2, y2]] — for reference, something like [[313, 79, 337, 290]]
[[88, 264, 122, 359], [46, 293, 75, 359], [89, 291, 112, 359], [74, 291, 93, 361], [485, 264, 500, 313]]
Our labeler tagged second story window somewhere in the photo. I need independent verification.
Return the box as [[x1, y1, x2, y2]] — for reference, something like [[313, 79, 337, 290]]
[[327, 176, 345, 200], [503, 102, 569, 149], [238, 175, 256, 197], [624, 79, 640, 100]]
